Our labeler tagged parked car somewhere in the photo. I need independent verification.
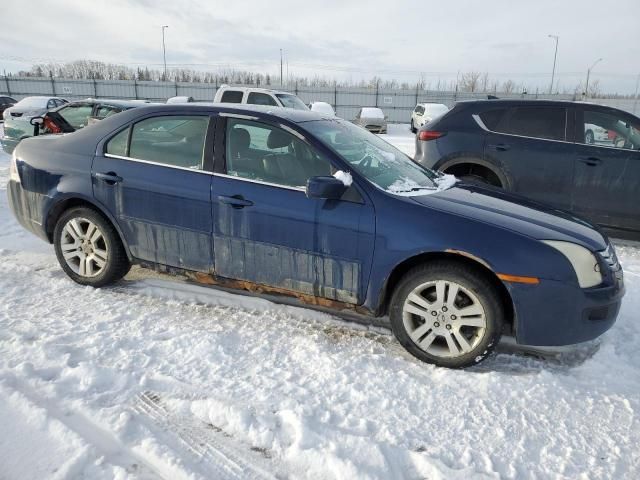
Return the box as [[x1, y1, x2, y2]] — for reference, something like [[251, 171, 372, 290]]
[[8, 104, 624, 368], [214, 85, 308, 110], [410, 103, 449, 133], [2, 96, 68, 150], [0, 95, 17, 120], [309, 101, 336, 116], [2, 98, 145, 153], [414, 99, 640, 240], [354, 107, 387, 134], [584, 123, 609, 144]]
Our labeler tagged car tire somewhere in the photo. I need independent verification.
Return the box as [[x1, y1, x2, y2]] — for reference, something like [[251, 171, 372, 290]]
[[410, 119, 417, 134], [389, 261, 504, 368], [585, 130, 594, 144], [53, 207, 130, 287]]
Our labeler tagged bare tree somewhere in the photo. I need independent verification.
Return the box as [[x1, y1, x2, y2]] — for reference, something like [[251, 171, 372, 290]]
[[460, 71, 482, 92]]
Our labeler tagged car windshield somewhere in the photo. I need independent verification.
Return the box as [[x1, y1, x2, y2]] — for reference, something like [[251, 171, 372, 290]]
[[275, 94, 308, 110], [306, 119, 449, 194], [14, 97, 49, 109], [425, 104, 449, 117]]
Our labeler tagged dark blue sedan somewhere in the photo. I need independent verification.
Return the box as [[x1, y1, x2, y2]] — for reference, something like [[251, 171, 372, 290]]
[[7, 104, 625, 368]]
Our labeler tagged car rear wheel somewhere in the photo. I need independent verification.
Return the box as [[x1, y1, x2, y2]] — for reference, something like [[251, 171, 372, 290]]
[[390, 261, 504, 368], [54, 207, 130, 287]]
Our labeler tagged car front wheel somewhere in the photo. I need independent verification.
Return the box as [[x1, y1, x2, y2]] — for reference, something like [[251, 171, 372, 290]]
[[54, 207, 130, 287], [390, 261, 504, 368]]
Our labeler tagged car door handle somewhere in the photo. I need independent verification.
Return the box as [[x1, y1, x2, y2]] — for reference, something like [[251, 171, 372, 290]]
[[218, 195, 253, 209], [487, 143, 510, 151], [93, 172, 123, 184], [578, 157, 602, 166]]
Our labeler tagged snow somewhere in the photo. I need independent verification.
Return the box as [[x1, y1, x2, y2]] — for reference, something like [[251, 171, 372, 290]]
[[1, 123, 640, 479], [359, 108, 385, 119], [309, 102, 335, 116], [333, 170, 353, 186]]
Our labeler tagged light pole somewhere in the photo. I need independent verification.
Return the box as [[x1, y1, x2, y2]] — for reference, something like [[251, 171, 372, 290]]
[[584, 57, 602, 99], [548, 34, 559, 94], [162, 25, 169, 81]]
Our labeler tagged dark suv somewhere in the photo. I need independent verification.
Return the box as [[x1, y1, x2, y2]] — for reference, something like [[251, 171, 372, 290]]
[[414, 100, 640, 240]]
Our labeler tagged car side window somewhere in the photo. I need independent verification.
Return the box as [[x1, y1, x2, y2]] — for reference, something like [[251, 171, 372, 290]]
[[415, 106, 425, 115], [225, 118, 332, 188], [106, 128, 129, 156], [489, 106, 566, 141], [128, 116, 209, 169], [246, 92, 279, 106], [57, 103, 94, 129], [96, 105, 122, 119], [220, 90, 244, 103], [47, 100, 56, 109], [581, 109, 640, 150]]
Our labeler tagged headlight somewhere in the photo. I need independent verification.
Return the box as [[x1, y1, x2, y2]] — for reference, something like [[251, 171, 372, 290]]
[[9, 150, 20, 183], [542, 240, 602, 288]]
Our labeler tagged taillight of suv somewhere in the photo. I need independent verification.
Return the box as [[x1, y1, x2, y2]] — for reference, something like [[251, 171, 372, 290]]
[[418, 130, 446, 141]]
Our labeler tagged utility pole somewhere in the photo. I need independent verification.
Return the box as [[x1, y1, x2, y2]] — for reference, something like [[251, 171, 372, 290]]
[[548, 34, 559, 94], [584, 58, 602, 99], [280, 49, 283, 86], [162, 25, 169, 81], [633, 73, 640, 115]]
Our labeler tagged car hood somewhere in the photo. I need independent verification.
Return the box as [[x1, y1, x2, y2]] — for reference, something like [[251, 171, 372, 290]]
[[410, 184, 607, 251]]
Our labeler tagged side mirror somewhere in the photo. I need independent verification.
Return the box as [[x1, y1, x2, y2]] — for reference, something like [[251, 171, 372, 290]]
[[30, 116, 44, 126], [306, 176, 347, 200]]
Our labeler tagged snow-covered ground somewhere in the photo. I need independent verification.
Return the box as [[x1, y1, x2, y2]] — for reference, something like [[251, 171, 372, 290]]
[[1, 124, 639, 479]]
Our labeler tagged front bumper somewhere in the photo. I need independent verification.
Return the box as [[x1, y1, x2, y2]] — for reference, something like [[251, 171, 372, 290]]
[[510, 274, 624, 346]]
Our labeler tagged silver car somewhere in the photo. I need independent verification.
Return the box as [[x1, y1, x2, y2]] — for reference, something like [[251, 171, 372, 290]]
[[353, 107, 387, 134]]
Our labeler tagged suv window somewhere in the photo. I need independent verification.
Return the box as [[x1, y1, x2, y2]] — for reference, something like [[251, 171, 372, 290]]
[[220, 90, 244, 103], [581, 109, 640, 150], [128, 116, 209, 169], [246, 92, 278, 106], [415, 105, 425, 115], [226, 118, 332, 188], [57, 103, 94, 129], [482, 106, 566, 141], [47, 99, 57, 109]]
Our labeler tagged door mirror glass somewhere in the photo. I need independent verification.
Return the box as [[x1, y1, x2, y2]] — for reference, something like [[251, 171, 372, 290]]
[[306, 176, 346, 200]]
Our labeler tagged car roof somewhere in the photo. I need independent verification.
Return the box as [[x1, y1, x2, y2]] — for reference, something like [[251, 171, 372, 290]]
[[217, 85, 294, 96], [457, 98, 589, 108], [104, 103, 333, 123], [70, 98, 155, 108]]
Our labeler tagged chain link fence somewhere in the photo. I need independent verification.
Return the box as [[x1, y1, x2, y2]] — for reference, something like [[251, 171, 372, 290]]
[[2, 76, 636, 123]]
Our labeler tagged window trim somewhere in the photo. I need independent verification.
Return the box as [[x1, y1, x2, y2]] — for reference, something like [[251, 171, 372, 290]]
[[472, 109, 573, 145]]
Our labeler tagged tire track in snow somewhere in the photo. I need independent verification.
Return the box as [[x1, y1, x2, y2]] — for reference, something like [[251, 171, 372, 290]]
[[132, 391, 277, 480]]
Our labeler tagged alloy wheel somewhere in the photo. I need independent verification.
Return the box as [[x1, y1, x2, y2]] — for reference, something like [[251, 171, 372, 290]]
[[60, 217, 108, 277]]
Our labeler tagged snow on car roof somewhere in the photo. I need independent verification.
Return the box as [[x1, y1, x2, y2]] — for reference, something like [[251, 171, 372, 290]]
[[14, 96, 56, 108]]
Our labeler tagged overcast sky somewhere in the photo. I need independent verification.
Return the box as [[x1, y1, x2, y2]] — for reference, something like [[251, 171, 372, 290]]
[[1, 0, 639, 93]]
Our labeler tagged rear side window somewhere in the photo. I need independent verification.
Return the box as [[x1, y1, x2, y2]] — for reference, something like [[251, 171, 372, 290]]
[[57, 103, 94, 129], [95, 105, 122, 119], [483, 106, 566, 141], [129, 116, 209, 169], [106, 128, 129, 156], [246, 92, 278, 106], [220, 90, 243, 103]]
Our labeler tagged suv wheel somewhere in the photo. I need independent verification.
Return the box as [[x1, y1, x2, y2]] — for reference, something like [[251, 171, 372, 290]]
[[54, 207, 130, 287], [390, 262, 504, 368]]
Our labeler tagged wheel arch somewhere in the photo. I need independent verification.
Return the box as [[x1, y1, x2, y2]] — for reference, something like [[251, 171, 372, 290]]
[[439, 157, 511, 189], [45, 196, 132, 261], [378, 251, 515, 336]]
